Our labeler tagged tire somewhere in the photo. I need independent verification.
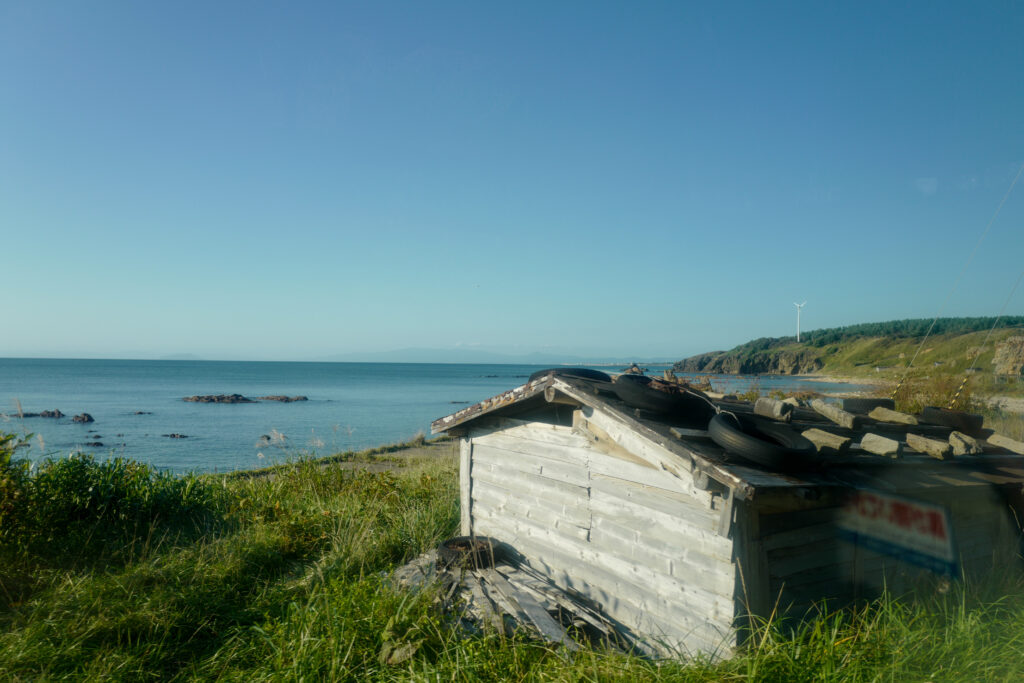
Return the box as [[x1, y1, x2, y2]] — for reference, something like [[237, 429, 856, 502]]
[[436, 536, 504, 570], [612, 375, 716, 427], [528, 368, 612, 383], [612, 374, 668, 412], [708, 413, 816, 470], [842, 398, 895, 414], [919, 406, 984, 437]]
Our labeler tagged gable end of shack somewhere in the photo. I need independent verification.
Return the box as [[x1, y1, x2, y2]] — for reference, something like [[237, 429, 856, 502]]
[[456, 398, 744, 656]]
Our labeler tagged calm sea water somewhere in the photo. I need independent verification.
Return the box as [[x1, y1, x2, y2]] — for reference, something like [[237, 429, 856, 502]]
[[0, 359, 869, 473]]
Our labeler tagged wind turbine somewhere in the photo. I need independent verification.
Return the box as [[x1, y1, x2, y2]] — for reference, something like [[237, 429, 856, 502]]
[[794, 302, 806, 343]]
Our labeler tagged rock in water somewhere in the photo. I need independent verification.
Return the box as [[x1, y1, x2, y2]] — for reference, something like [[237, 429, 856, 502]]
[[72, 413, 95, 423], [183, 394, 255, 403]]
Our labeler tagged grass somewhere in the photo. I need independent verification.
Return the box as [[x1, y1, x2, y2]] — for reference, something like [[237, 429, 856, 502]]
[[689, 327, 1024, 401], [3, 435, 1024, 680], [822, 330, 1024, 399], [862, 372, 1024, 440]]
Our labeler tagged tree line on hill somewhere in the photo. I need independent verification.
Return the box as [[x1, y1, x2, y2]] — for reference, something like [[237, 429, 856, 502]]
[[740, 317, 1024, 352]]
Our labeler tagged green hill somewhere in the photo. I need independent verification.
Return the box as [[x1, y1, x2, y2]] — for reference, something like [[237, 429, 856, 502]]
[[673, 317, 1024, 384]]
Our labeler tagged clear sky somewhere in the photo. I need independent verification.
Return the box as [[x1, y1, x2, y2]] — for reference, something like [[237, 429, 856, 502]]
[[2, 1, 1022, 361]]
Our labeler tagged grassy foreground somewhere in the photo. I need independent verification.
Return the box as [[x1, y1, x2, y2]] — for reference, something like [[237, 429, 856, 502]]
[[2, 435, 1024, 681]]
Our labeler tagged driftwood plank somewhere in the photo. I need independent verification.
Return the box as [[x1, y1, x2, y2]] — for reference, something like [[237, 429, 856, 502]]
[[670, 426, 711, 439], [906, 433, 952, 460], [802, 428, 851, 455], [754, 397, 793, 422], [466, 573, 506, 632], [482, 568, 579, 650], [495, 565, 614, 636], [860, 433, 903, 457], [810, 399, 861, 430], [868, 407, 918, 425]]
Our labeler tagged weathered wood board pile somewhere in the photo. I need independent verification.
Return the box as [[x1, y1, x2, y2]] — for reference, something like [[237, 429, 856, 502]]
[[430, 371, 1024, 658], [392, 549, 638, 653]]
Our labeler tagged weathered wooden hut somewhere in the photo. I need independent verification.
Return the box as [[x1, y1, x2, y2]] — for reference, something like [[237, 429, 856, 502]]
[[431, 372, 1024, 657]]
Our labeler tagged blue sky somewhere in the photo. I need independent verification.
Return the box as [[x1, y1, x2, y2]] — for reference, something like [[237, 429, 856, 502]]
[[2, 1, 1022, 361]]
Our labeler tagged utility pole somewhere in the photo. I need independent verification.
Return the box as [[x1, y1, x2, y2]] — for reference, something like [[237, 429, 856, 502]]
[[794, 302, 806, 343]]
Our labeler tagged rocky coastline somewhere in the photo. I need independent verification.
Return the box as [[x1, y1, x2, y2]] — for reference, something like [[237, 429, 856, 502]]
[[183, 394, 308, 403], [674, 348, 825, 375]]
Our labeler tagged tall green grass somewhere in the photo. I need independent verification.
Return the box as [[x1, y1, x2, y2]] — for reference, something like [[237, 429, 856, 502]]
[[1, 454, 227, 560], [2, 436, 1024, 680]]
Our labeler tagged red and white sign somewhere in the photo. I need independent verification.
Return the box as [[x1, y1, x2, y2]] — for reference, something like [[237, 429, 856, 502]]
[[838, 489, 956, 575]]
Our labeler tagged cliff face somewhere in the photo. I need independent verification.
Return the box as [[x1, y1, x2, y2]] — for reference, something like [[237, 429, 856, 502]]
[[673, 348, 824, 375], [993, 336, 1024, 376]]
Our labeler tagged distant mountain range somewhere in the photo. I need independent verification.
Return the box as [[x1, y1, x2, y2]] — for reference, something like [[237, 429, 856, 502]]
[[319, 348, 673, 366]]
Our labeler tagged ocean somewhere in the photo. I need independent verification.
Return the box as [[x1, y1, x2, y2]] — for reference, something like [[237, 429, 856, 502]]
[[0, 359, 870, 473]]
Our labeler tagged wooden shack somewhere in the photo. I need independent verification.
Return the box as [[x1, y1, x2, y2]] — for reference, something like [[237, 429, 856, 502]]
[[431, 373, 1024, 657]]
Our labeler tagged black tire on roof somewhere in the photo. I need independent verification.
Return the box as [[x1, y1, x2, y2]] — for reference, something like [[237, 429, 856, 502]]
[[919, 406, 985, 437], [841, 397, 895, 414], [613, 374, 672, 412], [611, 374, 716, 427], [708, 413, 816, 471]]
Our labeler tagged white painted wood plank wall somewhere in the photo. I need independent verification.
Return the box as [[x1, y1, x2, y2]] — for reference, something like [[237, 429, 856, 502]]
[[467, 416, 737, 657]]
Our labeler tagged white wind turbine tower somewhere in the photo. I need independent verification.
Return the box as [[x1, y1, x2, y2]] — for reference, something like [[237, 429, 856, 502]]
[[794, 302, 807, 343]]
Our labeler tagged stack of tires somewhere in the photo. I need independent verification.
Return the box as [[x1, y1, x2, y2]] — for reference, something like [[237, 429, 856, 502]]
[[707, 412, 816, 471], [611, 374, 716, 428]]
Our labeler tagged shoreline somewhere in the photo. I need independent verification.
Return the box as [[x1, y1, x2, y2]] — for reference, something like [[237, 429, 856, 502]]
[[796, 373, 890, 387]]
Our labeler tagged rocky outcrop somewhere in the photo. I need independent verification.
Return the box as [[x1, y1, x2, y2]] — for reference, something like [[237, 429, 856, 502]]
[[4, 408, 65, 418], [183, 394, 255, 403], [72, 413, 95, 423], [673, 352, 729, 373], [674, 348, 824, 375], [769, 349, 825, 374], [182, 394, 308, 403], [675, 352, 733, 374], [163, 433, 188, 438], [993, 336, 1024, 377]]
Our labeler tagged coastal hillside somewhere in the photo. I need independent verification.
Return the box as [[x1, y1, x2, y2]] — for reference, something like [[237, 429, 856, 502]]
[[673, 317, 1024, 380]]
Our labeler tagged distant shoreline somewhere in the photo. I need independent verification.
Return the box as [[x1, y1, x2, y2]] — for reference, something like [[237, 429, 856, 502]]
[[797, 374, 890, 387]]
